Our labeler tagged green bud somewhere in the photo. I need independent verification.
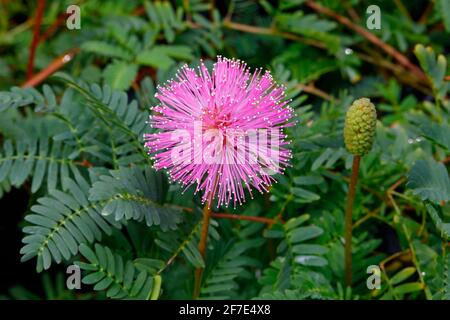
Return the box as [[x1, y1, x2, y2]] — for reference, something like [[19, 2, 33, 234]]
[[344, 98, 377, 156]]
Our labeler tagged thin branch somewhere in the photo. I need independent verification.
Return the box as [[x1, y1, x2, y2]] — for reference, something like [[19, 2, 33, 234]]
[[343, 0, 360, 22], [209, 0, 215, 20], [418, 2, 434, 24], [356, 51, 430, 94], [3, 17, 34, 40], [353, 207, 388, 229], [380, 249, 411, 270], [222, 19, 326, 49], [41, 12, 69, 42], [388, 177, 406, 195], [183, 0, 191, 22], [296, 83, 337, 102], [211, 213, 278, 225], [27, 0, 46, 80], [394, 0, 412, 21], [305, 1, 427, 83], [221, 18, 427, 93], [22, 48, 80, 88], [386, 177, 406, 215], [133, 5, 145, 16]]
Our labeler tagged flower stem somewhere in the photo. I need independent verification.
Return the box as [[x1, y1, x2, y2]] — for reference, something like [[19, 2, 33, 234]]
[[344, 155, 361, 288], [193, 201, 212, 299]]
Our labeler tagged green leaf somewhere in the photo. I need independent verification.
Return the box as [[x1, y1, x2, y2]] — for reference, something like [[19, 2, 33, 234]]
[[284, 215, 310, 231], [291, 187, 320, 203], [419, 121, 450, 151], [79, 244, 98, 265], [414, 44, 448, 99], [393, 282, 424, 295], [273, 44, 338, 83], [83, 272, 105, 285], [292, 244, 328, 255], [136, 48, 174, 70], [89, 167, 181, 231], [407, 159, 450, 203], [156, 45, 194, 61], [81, 41, 132, 60], [21, 178, 117, 271], [390, 267, 416, 285], [293, 175, 324, 185], [438, 0, 450, 32], [426, 204, 450, 240], [275, 12, 339, 52], [289, 225, 324, 243], [294, 255, 328, 267], [77, 244, 155, 300], [155, 218, 208, 270], [94, 277, 114, 291], [134, 258, 165, 274], [200, 239, 260, 299], [103, 62, 138, 91]]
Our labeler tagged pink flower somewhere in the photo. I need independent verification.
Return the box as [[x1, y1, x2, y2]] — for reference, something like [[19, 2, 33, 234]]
[[144, 57, 294, 208]]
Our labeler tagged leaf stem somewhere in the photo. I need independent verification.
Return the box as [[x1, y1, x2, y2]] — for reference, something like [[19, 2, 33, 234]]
[[344, 155, 360, 287]]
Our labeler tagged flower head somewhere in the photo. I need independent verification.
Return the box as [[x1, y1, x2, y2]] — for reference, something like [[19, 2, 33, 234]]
[[144, 57, 294, 208], [344, 98, 377, 156]]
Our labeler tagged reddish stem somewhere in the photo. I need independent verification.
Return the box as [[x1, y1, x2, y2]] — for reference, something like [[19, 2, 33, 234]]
[[344, 155, 361, 287], [22, 48, 80, 88], [305, 0, 427, 83], [223, 19, 326, 49], [193, 202, 212, 299], [27, 0, 46, 80], [211, 213, 278, 225], [41, 12, 69, 42], [193, 177, 219, 299]]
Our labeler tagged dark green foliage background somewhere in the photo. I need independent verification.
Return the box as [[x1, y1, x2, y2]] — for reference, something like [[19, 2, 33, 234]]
[[0, 0, 449, 300]]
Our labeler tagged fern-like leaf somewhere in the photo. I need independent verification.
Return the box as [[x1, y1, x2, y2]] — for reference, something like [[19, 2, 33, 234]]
[[89, 166, 182, 231], [21, 176, 120, 271], [0, 135, 89, 192], [0, 85, 57, 112], [407, 159, 450, 203], [156, 215, 220, 270], [200, 239, 263, 299], [76, 244, 157, 299]]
